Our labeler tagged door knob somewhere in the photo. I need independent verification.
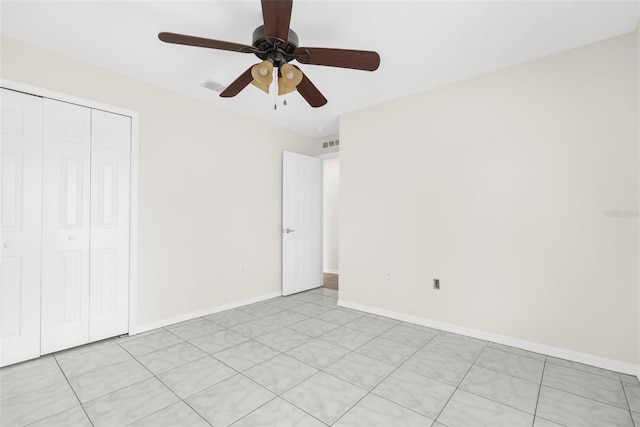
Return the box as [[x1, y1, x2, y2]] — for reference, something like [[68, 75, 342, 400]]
[[285, 228, 296, 234], [68, 235, 76, 241], [2, 242, 10, 248]]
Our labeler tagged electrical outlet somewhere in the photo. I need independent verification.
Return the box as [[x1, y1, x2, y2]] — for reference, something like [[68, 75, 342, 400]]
[[386, 272, 392, 282], [433, 279, 440, 290], [241, 265, 247, 275]]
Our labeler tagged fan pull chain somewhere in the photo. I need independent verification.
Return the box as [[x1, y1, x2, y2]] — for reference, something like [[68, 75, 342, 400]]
[[273, 68, 277, 110]]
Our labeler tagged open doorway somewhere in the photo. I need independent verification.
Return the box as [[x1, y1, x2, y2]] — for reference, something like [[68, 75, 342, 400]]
[[323, 155, 339, 290]]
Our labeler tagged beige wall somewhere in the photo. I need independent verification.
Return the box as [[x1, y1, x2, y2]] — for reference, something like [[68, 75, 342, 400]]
[[341, 32, 639, 365], [323, 157, 340, 273], [1, 36, 315, 327]]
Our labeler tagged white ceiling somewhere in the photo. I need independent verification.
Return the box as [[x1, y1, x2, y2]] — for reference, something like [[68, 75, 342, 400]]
[[1, 1, 638, 138]]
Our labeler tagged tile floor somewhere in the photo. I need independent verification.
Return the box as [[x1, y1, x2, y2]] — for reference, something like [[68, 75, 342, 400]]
[[1, 287, 639, 427]]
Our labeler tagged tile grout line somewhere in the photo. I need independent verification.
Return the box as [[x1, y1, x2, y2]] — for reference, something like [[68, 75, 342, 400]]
[[151, 305, 332, 425], [116, 337, 213, 426], [178, 398, 213, 427], [456, 344, 549, 411], [322, 313, 486, 424], [450, 348, 588, 422], [321, 326, 422, 424], [621, 381, 638, 427], [542, 382, 634, 411], [301, 320, 411, 425], [430, 340, 489, 424], [545, 356, 626, 382], [51, 354, 96, 427], [246, 293, 424, 425], [532, 358, 546, 427], [199, 297, 338, 426], [232, 372, 328, 426], [537, 348, 633, 408], [327, 321, 440, 425], [78, 338, 193, 423], [428, 337, 633, 423]]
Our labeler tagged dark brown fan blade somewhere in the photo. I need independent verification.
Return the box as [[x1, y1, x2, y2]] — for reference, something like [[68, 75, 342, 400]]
[[294, 47, 380, 71], [261, 0, 293, 43], [220, 67, 254, 98], [293, 66, 327, 108], [159, 32, 258, 54]]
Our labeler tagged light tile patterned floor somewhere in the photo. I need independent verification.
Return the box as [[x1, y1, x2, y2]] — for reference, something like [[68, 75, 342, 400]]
[[1, 287, 639, 427]]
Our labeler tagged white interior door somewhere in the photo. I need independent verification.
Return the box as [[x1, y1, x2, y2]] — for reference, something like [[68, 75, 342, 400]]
[[41, 99, 91, 355], [282, 151, 323, 295], [0, 89, 43, 367], [89, 110, 131, 341]]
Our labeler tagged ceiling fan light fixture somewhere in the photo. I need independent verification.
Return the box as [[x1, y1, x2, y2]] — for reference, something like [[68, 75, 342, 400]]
[[277, 63, 303, 95], [277, 78, 297, 95], [280, 63, 303, 86], [250, 60, 274, 93]]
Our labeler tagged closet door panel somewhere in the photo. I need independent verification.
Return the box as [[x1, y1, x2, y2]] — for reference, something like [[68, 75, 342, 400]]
[[41, 99, 91, 355], [89, 110, 131, 341], [0, 89, 43, 367]]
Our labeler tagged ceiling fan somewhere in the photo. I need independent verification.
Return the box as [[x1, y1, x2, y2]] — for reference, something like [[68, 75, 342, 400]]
[[158, 0, 380, 108]]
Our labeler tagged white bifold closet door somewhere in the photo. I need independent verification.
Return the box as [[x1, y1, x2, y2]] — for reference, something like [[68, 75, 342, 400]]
[[41, 99, 92, 354], [89, 110, 131, 342], [0, 89, 44, 366], [41, 99, 131, 355]]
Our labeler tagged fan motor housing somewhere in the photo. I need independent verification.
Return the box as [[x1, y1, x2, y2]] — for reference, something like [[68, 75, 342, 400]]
[[252, 25, 299, 66]]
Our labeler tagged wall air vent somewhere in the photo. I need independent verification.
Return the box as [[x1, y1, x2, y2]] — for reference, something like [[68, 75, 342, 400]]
[[201, 80, 227, 93], [322, 139, 340, 149]]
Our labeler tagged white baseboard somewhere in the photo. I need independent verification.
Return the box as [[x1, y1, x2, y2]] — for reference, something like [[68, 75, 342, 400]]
[[323, 269, 339, 275], [131, 291, 282, 335], [338, 299, 640, 380]]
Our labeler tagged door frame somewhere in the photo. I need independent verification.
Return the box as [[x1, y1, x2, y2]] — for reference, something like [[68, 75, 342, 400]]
[[0, 78, 141, 336], [317, 151, 339, 280]]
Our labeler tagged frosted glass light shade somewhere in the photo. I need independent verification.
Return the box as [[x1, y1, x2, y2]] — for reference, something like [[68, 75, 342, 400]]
[[250, 60, 273, 93], [278, 63, 303, 95]]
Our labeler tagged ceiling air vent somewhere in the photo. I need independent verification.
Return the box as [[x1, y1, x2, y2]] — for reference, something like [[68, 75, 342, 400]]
[[322, 139, 340, 149], [201, 80, 227, 93]]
